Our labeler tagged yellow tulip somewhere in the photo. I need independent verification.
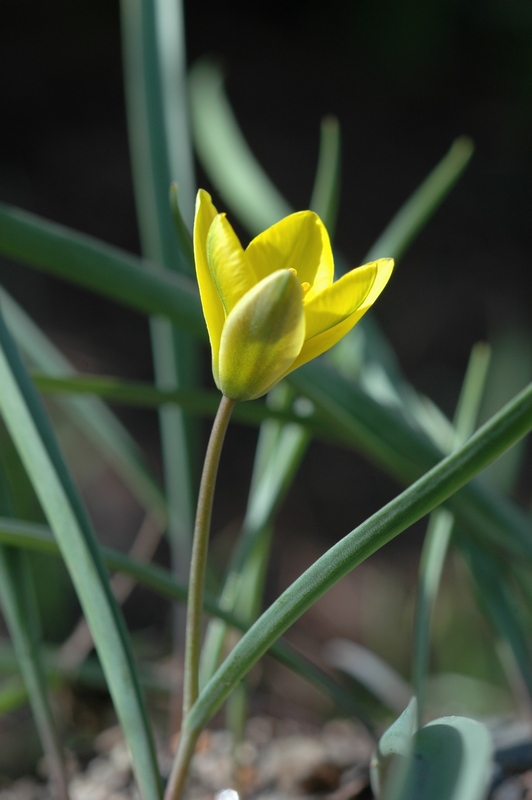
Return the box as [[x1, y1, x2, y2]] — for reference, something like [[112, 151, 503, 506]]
[[193, 189, 394, 401]]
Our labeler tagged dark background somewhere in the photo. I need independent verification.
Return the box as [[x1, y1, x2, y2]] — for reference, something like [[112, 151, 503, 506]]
[[1, 0, 532, 723]]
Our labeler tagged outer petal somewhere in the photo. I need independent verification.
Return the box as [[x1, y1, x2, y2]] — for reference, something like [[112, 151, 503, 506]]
[[217, 270, 305, 401], [193, 190, 225, 373], [206, 214, 257, 314], [282, 258, 394, 376], [246, 211, 334, 299]]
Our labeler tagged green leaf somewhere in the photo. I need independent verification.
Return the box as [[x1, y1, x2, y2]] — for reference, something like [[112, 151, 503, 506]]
[[291, 361, 532, 561], [412, 342, 491, 722], [178, 380, 532, 751], [370, 697, 417, 797], [0, 546, 68, 800], [365, 137, 474, 263], [0, 313, 162, 800], [385, 716, 492, 800], [1, 287, 166, 517], [459, 536, 532, 699], [310, 116, 341, 237], [189, 59, 292, 234], [0, 201, 205, 337], [0, 516, 370, 723], [120, 0, 199, 621]]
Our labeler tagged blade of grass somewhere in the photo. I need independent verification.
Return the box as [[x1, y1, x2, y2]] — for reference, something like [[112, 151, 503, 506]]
[[0, 287, 166, 517], [0, 518, 372, 725], [189, 59, 292, 234], [0, 455, 68, 797], [120, 0, 198, 671], [175, 380, 532, 776], [309, 116, 341, 238], [31, 372, 324, 429], [291, 361, 532, 561], [0, 313, 162, 800], [2, 205, 531, 565], [412, 342, 491, 723], [0, 202, 204, 336], [0, 547, 68, 799], [477, 324, 532, 493], [364, 137, 474, 263], [459, 535, 532, 699]]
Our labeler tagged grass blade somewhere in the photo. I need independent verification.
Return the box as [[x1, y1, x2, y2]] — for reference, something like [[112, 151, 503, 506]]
[[365, 136, 474, 263], [0, 546, 68, 800], [120, 0, 199, 656], [0, 518, 370, 722], [0, 287, 165, 517], [189, 59, 292, 233], [412, 342, 491, 722], [0, 202, 204, 337], [310, 116, 341, 237], [183, 380, 532, 740], [0, 313, 162, 800]]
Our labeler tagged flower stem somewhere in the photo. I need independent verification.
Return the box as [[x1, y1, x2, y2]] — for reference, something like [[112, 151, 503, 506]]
[[182, 394, 236, 719], [164, 395, 234, 800]]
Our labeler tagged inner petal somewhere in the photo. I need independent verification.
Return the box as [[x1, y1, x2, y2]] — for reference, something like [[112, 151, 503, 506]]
[[246, 211, 334, 298]]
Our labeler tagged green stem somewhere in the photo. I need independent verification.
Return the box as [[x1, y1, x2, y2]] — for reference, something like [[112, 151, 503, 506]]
[[182, 394, 236, 719]]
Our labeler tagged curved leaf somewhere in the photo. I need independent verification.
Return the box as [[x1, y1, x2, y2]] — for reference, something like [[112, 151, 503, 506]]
[[0, 313, 162, 800]]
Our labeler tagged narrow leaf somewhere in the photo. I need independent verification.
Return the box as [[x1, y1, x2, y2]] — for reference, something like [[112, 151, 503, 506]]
[[174, 381, 532, 759], [0, 202, 205, 337], [1, 287, 165, 516], [0, 516, 369, 721], [365, 137, 474, 263], [189, 59, 292, 233], [0, 313, 162, 800], [310, 116, 341, 237]]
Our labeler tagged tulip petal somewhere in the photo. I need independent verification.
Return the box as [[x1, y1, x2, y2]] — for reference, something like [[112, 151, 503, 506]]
[[206, 214, 257, 314], [193, 190, 225, 370], [246, 211, 334, 299], [285, 258, 394, 375], [217, 270, 305, 401]]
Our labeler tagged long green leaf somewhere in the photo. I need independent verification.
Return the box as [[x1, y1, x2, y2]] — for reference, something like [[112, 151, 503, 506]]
[[365, 137, 474, 263], [2, 205, 531, 564], [183, 380, 532, 741], [0, 287, 165, 517], [0, 202, 204, 337], [291, 362, 532, 561], [0, 313, 162, 800], [310, 116, 341, 237], [459, 535, 532, 698], [120, 0, 198, 648], [384, 716, 491, 800], [189, 59, 292, 234], [412, 342, 491, 722], [0, 546, 68, 800], [0, 519, 371, 724], [31, 373, 324, 432]]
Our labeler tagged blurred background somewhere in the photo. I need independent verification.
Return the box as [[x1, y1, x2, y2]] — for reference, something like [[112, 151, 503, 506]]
[[1, 0, 532, 768]]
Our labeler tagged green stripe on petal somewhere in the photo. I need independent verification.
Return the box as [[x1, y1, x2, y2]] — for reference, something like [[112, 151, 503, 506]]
[[193, 190, 225, 367], [217, 270, 305, 401], [246, 211, 334, 299], [206, 214, 257, 314]]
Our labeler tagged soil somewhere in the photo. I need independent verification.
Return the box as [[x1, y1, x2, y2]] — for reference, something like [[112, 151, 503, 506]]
[[2, 716, 532, 800]]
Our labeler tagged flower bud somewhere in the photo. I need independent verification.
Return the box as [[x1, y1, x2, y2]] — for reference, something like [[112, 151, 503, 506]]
[[217, 270, 305, 401]]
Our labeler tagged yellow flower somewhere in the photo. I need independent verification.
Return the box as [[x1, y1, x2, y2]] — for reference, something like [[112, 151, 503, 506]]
[[193, 189, 394, 401]]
